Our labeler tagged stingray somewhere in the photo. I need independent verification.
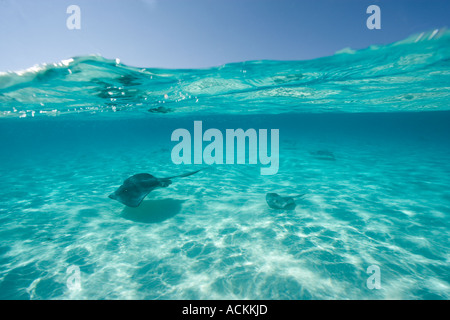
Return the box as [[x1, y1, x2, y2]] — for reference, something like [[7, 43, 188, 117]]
[[265, 193, 305, 210], [109, 169, 201, 207], [309, 150, 335, 161]]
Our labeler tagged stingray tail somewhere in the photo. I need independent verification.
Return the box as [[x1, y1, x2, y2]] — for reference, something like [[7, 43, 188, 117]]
[[291, 193, 307, 199], [162, 169, 202, 180]]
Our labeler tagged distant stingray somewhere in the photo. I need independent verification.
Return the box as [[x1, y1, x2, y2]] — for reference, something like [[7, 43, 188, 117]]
[[265, 193, 305, 210], [109, 170, 201, 207], [309, 150, 335, 161]]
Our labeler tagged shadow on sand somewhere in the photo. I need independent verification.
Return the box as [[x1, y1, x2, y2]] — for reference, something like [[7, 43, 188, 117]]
[[121, 199, 185, 224]]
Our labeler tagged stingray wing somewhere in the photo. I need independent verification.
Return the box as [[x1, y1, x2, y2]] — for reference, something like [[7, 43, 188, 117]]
[[109, 173, 160, 207]]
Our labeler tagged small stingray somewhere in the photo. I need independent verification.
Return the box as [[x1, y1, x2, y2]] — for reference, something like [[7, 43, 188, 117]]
[[109, 169, 201, 207], [266, 193, 305, 210], [310, 150, 335, 161]]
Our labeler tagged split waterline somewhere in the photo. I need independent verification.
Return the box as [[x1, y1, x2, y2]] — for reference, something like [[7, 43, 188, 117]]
[[0, 29, 449, 299]]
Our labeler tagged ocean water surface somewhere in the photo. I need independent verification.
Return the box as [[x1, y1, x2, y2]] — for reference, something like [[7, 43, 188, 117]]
[[0, 30, 449, 299]]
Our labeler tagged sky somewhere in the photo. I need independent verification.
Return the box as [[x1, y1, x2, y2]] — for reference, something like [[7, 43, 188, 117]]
[[0, 0, 449, 71]]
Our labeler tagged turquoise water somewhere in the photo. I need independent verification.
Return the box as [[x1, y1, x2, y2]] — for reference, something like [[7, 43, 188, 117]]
[[0, 30, 449, 299]]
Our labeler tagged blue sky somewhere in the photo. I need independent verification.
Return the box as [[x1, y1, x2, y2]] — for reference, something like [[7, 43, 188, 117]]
[[0, 0, 449, 71]]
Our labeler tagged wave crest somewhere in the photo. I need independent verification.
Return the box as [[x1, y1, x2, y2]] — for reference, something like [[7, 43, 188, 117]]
[[1, 29, 449, 118]]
